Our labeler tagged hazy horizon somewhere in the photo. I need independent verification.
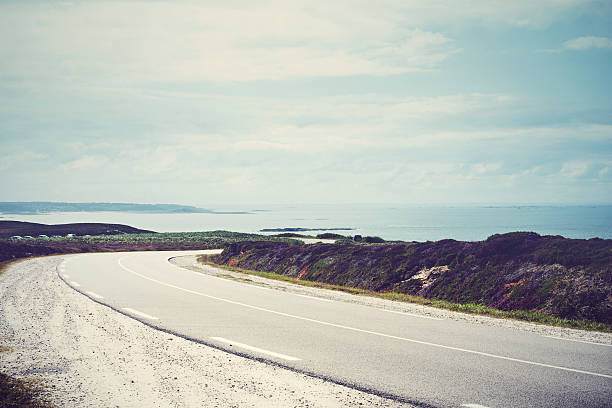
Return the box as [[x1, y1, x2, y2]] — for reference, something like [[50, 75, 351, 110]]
[[2, 200, 612, 210]]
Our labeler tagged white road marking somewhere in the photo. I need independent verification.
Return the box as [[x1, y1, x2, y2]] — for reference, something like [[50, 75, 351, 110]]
[[85, 291, 104, 300], [462, 404, 490, 408], [117, 258, 611, 379], [70, 281, 80, 287], [382, 309, 443, 321], [63, 274, 70, 279], [543, 335, 612, 347], [294, 293, 332, 302], [122, 307, 159, 320], [170, 260, 332, 302], [211, 337, 301, 361]]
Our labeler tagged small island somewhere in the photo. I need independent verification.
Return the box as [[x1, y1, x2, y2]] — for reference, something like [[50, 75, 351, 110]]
[[260, 227, 354, 232]]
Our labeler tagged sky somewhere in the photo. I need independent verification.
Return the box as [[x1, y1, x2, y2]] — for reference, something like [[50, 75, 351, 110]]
[[1, 0, 611, 207]]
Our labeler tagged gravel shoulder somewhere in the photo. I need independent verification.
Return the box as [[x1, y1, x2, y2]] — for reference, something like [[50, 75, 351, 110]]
[[171, 255, 612, 345], [0, 255, 414, 408]]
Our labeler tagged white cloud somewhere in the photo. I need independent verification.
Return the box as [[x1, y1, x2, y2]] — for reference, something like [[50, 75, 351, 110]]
[[563, 36, 612, 50], [131, 146, 178, 175], [560, 161, 589, 178], [60, 155, 109, 170], [0, 2, 458, 82], [0, 0, 592, 83], [223, 93, 515, 133], [0, 151, 48, 171], [469, 162, 503, 176]]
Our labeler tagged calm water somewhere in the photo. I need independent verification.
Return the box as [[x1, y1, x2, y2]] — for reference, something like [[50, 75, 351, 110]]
[[2, 205, 611, 242]]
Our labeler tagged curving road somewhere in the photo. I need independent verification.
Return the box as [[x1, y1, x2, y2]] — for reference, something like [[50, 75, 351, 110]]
[[57, 250, 612, 408]]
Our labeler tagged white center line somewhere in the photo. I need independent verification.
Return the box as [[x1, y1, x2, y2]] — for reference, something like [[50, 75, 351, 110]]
[[70, 281, 81, 287], [543, 335, 612, 347], [462, 404, 490, 408], [211, 337, 301, 361], [85, 291, 104, 300], [122, 307, 159, 320], [382, 309, 443, 321], [117, 258, 611, 379]]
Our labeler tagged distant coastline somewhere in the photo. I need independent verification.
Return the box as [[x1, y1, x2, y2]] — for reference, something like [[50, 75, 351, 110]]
[[0, 202, 249, 215], [0, 204, 609, 241]]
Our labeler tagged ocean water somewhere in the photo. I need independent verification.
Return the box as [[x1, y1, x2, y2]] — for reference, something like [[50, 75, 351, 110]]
[[1, 205, 610, 242]]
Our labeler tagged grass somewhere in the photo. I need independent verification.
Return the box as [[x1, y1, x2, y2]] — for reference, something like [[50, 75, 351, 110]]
[[0, 231, 301, 266], [198, 255, 612, 333], [0, 347, 55, 408], [0, 373, 55, 408], [0, 259, 22, 276]]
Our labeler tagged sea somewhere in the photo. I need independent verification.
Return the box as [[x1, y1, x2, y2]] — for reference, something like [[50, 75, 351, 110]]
[[1, 204, 611, 242]]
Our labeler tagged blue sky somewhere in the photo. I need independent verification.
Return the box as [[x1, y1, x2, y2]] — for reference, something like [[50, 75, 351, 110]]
[[1, 0, 611, 206]]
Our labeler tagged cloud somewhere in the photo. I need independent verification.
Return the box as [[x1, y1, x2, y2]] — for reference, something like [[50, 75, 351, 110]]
[[0, 151, 48, 171], [60, 155, 109, 170], [0, 0, 594, 83], [558, 159, 612, 180], [0, 2, 459, 82], [563, 36, 612, 50], [0, 0, 609, 205], [469, 162, 503, 176], [560, 160, 589, 178]]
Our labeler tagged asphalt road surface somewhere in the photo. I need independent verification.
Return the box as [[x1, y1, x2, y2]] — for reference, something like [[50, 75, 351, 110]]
[[57, 250, 612, 408]]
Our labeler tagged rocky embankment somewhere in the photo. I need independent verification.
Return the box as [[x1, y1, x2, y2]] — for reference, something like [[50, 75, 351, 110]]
[[212, 232, 612, 325]]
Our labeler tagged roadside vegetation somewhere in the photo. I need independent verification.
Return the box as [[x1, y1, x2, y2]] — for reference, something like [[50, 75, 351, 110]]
[[0, 345, 54, 408], [0, 373, 55, 408], [206, 232, 612, 331], [0, 231, 294, 265], [198, 254, 611, 332]]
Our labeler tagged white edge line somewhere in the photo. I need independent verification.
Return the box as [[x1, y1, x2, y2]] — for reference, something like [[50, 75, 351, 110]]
[[174, 255, 445, 313], [117, 258, 612, 379], [462, 404, 491, 408], [382, 309, 444, 321], [294, 293, 332, 302], [169, 257, 333, 302], [62, 274, 70, 279], [211, 337, 301, 361], [122, 307, 159, 320], [543, 335, 612, 347], [70, 281, 80, 287], [85, 291, 104, 300]]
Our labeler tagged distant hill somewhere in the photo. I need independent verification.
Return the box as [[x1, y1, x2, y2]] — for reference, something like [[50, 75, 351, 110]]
[[0, 202, 248, 215], [0, 221, 154, 238]]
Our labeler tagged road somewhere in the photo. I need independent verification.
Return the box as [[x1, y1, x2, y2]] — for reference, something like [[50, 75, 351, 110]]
[[57, 250, 612, 408]]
